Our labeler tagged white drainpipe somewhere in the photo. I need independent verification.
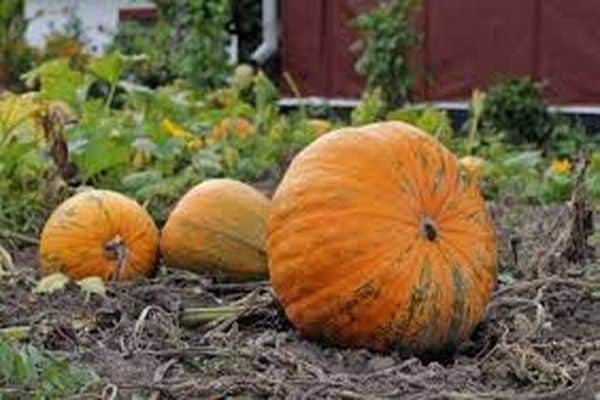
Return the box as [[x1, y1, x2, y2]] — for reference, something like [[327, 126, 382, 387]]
[[251, 0, 278, 64]]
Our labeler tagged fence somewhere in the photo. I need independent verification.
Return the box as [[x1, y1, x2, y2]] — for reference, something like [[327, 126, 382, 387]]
[[281, 0, 600, 105]]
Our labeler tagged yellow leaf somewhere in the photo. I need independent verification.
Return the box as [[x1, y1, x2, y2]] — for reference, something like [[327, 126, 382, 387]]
[[162, 117, 193, 140], [0, 243, 14, 275], [0, 92, 45, 142], [76, 276, 106, 297], [33, 272, 70, 294]]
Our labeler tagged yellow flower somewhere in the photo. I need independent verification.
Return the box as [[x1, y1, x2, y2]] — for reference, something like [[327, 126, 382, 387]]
[[551, 159, 571, 174], [162, 118, 192, 140]]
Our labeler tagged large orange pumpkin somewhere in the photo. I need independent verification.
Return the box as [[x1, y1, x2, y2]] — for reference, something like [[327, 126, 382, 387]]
[[39, 190, 159, 281], [160, 179, 269, 280], [267, 121, 498, 353]]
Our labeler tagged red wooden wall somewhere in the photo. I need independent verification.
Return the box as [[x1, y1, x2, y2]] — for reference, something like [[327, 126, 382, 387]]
[[281, 0, 600, 105]]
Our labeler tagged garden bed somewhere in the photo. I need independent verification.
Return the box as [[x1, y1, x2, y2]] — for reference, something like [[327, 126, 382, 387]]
[[2, 189, 599, 399]]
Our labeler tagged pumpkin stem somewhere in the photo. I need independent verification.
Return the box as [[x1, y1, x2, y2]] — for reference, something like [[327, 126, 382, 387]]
[[421, 217, 438, 242], [104, 235, 129, 280]]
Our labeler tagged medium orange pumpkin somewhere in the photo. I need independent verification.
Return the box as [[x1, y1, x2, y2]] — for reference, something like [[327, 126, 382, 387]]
[[160, 179, 269, 280], [267, 121, 498, 353], [39, 190, 159, 281], [210, 117, 253, 142]]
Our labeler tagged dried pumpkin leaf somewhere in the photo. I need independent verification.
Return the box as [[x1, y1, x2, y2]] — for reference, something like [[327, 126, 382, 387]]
[[0, 243, 14, 275], [76, 277, 106, 297], [33, 272, 70, 294]]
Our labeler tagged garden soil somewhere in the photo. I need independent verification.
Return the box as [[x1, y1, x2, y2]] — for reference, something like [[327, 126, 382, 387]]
[[1, 192, 600, 399]]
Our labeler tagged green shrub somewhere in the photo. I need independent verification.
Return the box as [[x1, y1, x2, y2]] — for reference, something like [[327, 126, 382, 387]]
[[112, 0, 232, 91], [0, 0, 35, 91], [387, 106, 453, 145], [353, 0, 422, 107], [482, 77, 554, 146]]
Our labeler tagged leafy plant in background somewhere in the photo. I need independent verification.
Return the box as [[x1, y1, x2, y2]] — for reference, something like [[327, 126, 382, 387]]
[[386, 106, 453, 145], [481, 150, 545, 201], [0, 92, 55, 234], [113, 0, 232, 91], [1, 46, 326, 231], [354, 0, 422, 107], [0, 0, 35, 92], [482, 77, 554, 146], [110, 19, 177, 88], [586, 152, 600, 204], [541, 158, 574, 203], [351, 88, 387, 125], [0, 339, 99, 399]]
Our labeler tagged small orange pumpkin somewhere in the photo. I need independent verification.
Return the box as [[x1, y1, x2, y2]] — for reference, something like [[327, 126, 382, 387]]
[[210, 117, 253, 142], [267, 121, 498, 353], [39, 190, 159, 281], [160, 179, 269, 280]]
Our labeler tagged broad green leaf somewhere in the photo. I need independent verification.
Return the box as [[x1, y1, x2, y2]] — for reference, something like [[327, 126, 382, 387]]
[[122, 170, 163, 191], [386, 106, 421, 124], [33, 273, 70, 294], [132, 137, 158, 152], [88, 52, 147, 85], [12, 350, 35, 385], [192, 149, 223, 175], [23, 59, 90, 106], [72, 135, 132, 177], [503, 151, 543, 168]]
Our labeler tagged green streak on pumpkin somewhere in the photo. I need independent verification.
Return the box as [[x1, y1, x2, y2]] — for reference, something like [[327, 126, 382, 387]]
[[418, 150, 429, 170], [388, 257, 432, 342], [447, 264, 468, 347]]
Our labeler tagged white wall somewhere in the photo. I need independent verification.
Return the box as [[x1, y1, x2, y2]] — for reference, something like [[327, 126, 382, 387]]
[[24, 0, 148, 55]]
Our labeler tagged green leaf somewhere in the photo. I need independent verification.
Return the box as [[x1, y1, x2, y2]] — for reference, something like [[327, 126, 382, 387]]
[[22, 59, 90, 106], [72, 135, 132, 177], [192, 149, 223, 175], [122, 170, 163, 191], [88, 52, 147, 85], [503, 151, 543, 169], [386, 106, 422, 124], [33, 273, 70, 295], [132, 137, 158, 152]]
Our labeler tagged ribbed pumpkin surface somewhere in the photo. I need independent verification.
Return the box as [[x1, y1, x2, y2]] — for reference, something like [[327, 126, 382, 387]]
[[267, 121, 498, 353], [160, 179, 269, 280], [39, 190, 159, 281]]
